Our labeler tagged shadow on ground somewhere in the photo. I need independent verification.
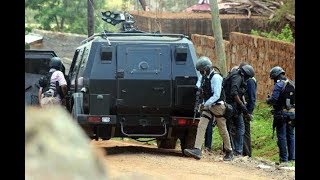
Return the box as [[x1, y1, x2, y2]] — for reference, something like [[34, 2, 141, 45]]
[[103, 145, 184, 157]]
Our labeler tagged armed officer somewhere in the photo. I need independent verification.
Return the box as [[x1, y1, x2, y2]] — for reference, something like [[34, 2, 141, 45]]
[[223, 63, 255, 156], [38, 57, 67, 107], [184, 56, 233, 161], [266, 66, 295, 165]]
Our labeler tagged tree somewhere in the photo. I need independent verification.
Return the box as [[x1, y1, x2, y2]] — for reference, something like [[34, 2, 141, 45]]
[[209, 0, 227, 76], [26, 0, 104, 34], [88, 0, 95, 37]]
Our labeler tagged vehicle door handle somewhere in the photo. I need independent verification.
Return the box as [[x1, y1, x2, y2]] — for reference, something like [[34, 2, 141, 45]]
[[153, 87, 165, 94], [153, 87, 164, 91]]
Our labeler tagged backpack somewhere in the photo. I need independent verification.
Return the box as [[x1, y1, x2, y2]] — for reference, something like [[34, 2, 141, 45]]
[[39, 72, 53, 91], [38, 71, 59, 97], [221, 69, 238, 103]]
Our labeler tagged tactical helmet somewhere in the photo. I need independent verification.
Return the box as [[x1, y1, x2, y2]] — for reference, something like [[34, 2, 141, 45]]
[[49, 57, 62, 70], [196, 56, 212, 72], [269, 66, 285, 79], [240, 64, 255, 78]]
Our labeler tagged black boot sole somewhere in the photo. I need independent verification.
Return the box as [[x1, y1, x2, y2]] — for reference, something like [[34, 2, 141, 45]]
[[184, 149, 201, 160]]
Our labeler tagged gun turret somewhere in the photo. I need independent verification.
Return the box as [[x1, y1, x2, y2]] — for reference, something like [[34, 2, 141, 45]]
[[101, 11, 138, 32]]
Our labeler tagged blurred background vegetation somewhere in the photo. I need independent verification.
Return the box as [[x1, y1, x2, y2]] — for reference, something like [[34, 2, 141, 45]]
[[25, 0, 295, 41]]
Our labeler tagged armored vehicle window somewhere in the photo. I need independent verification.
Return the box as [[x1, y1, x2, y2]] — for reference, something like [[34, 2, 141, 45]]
[[175, 46, 188, 64], [68, 49, 80, 77], [74, 49, 85, 73], [78, 48, 90, 76], [100, 46, 113, 63]]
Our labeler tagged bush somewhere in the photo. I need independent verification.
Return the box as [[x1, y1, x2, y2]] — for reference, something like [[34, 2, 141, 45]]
[[251, 24, 294, 43]]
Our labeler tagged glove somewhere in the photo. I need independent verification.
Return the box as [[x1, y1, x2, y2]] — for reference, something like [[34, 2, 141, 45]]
[[244, 113, 253, 121], [241, 104, 249, 115]]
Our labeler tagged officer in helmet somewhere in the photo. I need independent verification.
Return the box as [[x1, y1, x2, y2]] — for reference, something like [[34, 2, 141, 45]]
[[184, 56, 233, 161], [223, 63, 255, 157], [266, 66, 295, 165], [38, 57, 68, 107]]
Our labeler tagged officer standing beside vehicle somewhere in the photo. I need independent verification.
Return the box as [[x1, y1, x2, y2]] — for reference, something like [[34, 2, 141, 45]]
[[184, 56, 233, 161], [266, 66, 295, 165], [38, 57, 68, 107], [223, 63, 255, 156]]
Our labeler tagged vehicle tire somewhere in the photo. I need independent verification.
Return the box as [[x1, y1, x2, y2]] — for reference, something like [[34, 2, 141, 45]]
[[156, 138, 178, 149], [180, 127, 197, 155]]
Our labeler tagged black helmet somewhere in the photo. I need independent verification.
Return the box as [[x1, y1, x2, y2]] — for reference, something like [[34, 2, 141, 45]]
[[240, 64, 255, 78], [269, 66, 285, 79], [196, 56, 212, 72], [49, 57, 62, 70]]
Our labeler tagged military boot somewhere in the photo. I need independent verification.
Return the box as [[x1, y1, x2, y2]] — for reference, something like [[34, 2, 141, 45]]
[[223, 150, 234, 161], [184, 148, 202, 160]]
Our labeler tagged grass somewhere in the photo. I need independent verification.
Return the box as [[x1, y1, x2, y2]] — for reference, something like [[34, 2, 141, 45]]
[[212, 101, 279, 162]]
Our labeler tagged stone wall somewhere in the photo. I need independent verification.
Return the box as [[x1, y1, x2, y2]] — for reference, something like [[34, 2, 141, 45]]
[[191, 32, 295, 100], [130, 11, 266, 39]]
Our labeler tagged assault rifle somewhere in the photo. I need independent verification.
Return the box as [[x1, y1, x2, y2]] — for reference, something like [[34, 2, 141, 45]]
[[193, 75, 206, 123], [193, 87, 203, 123]]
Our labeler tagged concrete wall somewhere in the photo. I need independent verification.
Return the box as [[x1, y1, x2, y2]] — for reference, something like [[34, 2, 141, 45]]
[[191, 32, 295, 100]]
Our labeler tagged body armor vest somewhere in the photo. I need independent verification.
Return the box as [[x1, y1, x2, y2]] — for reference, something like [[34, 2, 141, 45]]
[[201, 72, 225, 102], [276, 79, 295, 111]]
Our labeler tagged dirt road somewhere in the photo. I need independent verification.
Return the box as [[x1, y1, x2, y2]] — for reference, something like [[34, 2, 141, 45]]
[[91, 139, 295, 180]]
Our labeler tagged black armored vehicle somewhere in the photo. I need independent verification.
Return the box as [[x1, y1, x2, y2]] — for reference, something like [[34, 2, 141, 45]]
[[66, 11, 201, 152], [25, 49, 66, 105]]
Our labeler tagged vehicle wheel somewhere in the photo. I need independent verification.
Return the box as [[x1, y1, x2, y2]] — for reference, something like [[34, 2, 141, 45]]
[[156, 138, 178, 149], [180, 127, 197, 155]]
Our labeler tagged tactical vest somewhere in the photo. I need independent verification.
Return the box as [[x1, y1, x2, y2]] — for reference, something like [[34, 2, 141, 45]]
[[223, 69, 246, 103], [278, 79, 295, 110], [201, 72, 225, 102]]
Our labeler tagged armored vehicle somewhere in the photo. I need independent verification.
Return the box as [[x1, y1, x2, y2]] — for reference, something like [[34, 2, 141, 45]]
[[25, 49, 66, 106], [66, 11, 201, 152]]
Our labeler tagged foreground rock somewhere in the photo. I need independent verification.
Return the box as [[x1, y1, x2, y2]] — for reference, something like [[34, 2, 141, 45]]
[[25, 106, 108, 180]]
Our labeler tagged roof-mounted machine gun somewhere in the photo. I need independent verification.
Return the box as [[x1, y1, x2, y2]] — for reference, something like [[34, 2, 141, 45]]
[[101, 11, 140, 32]]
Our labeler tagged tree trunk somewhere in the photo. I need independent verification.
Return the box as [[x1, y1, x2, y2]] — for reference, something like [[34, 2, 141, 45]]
[[209, 0, 227, 76], [87, 0, 94, 37]]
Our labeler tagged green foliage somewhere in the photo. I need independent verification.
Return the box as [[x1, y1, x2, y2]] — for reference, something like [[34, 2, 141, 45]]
[[25, 43, 30, 49], [25, 0, 105, 35], [250, 24, 294, 43], [25, 26, 32, 35], [271, 0, 295, 24]]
